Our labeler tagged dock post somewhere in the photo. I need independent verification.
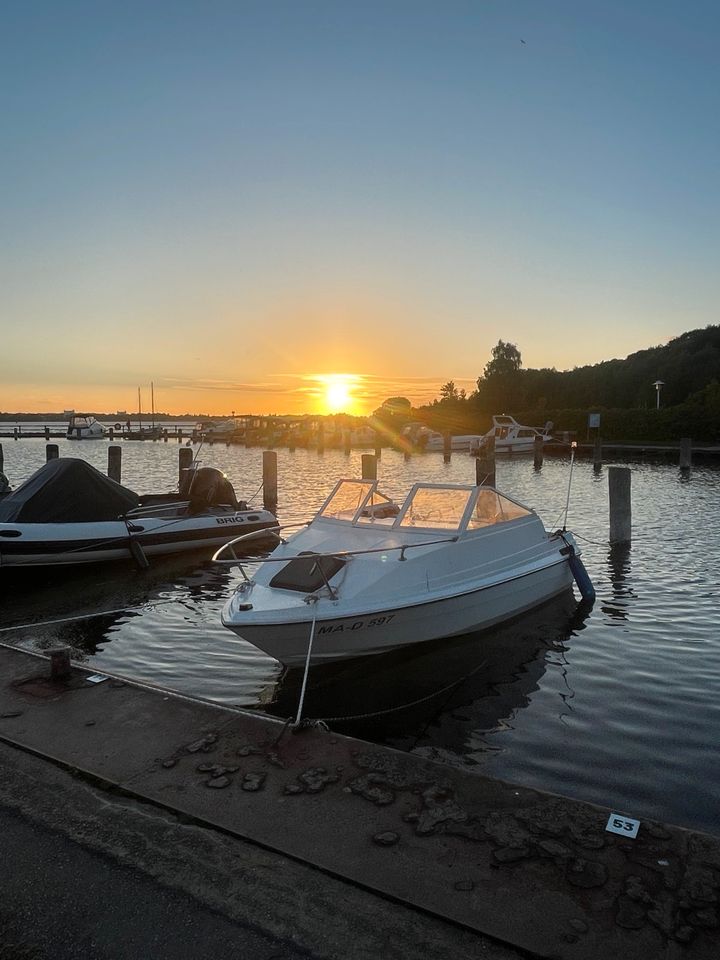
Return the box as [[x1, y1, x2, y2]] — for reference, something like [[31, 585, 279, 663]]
[[475, 437, 495, 487], [343, 431, 351, 455], [108, 445, 122, 482], [44, 426, 50, 440], [48, 646, 72, 681], [263, 450, 278, 511], [177, 428, 183, 444], [443, 433, 451, 463], [593, 437, 603, 472], [13, 428, 18, 440], [533, 435, 544, 470], [46, 444, 59, 461], [361, 454, 377, 481], [374, 433, 382, 460], [179, 446, 193, 489], [609, 466, 632, 544], [679, 437, 692, 472]]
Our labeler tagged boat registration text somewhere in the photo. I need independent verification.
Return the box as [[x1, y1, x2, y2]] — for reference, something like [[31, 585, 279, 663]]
[[318, 614, 395, 635]]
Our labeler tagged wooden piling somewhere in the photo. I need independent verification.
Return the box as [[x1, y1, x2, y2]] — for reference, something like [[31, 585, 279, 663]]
[[343, 431, 351, 455], [374, 433, 382, 460], [13, 428, 18, 440], [48, 646, 72, 681], [263, 451, 278, 510], [44, 426, 50, 440], [475, 437, 495, 487], [108, 445, 122, 482], [443, 433, 451, 463], [533, 435, 544, 470], [179, 446, 193, 488], [46, 444, 59, 461], [609, 466, 632, 544], [679, 437, 692, 471], [361, 454, 377, 481], [593, 437, 603, 471], [177, 428, 183, 444]]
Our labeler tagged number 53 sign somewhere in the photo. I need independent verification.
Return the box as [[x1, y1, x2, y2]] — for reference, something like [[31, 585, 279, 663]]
[[606, 813, 640, 839]]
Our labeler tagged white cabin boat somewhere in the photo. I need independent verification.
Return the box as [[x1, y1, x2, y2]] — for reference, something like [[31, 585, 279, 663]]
[[216, 478, 591, 665], [66, 413, 105, 440], [422, 417, 555, 455], [469, 416, 554, 455]]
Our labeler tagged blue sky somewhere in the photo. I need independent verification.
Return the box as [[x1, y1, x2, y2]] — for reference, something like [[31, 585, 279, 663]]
[[2, 1, 718, 413]]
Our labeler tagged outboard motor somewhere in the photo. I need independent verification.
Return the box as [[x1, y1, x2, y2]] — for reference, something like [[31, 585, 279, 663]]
[[184, 467, 239, 513]]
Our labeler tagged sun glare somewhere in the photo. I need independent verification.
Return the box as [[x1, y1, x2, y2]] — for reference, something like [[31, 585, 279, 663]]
[[321, 375, 355, 413]]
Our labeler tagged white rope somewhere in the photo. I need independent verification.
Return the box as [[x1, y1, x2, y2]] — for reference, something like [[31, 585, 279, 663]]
[[0, 599, 177, 633], [293, 601, 318, 728]]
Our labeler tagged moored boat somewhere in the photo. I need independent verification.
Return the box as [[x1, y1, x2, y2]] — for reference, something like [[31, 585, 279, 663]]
[[0, 458, 278, 568], [469, 415, 554, 454], [66, 413, 106, 440], [216, 477, 592, 665]]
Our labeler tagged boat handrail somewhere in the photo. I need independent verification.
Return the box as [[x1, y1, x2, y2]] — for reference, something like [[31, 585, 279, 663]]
[[212, 526, 460, 573]]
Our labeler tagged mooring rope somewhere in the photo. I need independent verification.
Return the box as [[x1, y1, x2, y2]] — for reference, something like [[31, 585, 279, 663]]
[[292, 600, 318, 728], [0, 599, 179, 633], [300, 657, 489, 725]]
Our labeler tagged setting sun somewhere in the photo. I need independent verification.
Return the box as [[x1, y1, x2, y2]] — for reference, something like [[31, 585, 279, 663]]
[[316, 374, 360, 414]]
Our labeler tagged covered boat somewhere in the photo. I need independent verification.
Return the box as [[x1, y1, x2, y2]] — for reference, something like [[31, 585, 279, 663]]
[[0, 458, 277, 567], [216, 478, 591, 665]]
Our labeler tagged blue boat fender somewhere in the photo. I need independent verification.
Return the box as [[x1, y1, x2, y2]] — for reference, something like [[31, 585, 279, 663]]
[[558, 536, 595, 602]]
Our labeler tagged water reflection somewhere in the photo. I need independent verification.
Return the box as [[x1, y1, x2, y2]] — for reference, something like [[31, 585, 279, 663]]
[[602, 544, 636, 621], [0, 552, 244, 662], [263, 592, 594, 762]]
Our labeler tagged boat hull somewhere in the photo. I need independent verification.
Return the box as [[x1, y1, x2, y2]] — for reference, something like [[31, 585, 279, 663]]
[[0, 512, 277, 567], [223, 556, 574, 665]]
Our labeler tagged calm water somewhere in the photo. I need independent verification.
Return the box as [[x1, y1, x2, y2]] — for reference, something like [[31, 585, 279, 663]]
[[1, 437, 719, 836]]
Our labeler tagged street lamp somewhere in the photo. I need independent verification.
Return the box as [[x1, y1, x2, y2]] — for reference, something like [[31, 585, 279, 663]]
[[653, 380, 665, 409]]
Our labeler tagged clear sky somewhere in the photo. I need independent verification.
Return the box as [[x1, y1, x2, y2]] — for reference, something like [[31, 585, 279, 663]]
[[2, 1, 718, 415]]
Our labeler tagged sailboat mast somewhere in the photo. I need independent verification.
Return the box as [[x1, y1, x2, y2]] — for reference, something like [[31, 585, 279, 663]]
[[138, 387, 142, 431], [151, 381, 155, 429]]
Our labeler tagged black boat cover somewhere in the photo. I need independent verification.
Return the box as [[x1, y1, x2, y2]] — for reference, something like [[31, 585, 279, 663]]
[[0, 458, 140, 523]]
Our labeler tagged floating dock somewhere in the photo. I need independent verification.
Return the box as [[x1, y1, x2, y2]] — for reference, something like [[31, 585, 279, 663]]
[[0, 643, 717, 959]]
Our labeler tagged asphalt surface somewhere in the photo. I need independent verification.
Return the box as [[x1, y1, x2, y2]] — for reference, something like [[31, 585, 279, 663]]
[[0, 804, 308, 960], [0, 742, 526, 960]]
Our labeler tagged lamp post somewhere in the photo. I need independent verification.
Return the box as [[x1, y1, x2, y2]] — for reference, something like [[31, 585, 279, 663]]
[[653, 380, 665, 409]]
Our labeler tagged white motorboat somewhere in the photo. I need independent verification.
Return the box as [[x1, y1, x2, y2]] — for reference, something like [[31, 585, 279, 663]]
[[469, 415, 554, 455], [0, 458, 278, 568], [422, 417, 555, 455], [216, 478, 593, 666], [66, 413, 106, 440]]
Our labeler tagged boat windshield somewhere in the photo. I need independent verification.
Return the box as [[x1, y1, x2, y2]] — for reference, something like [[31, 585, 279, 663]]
[[397, 485, 531, 531], [398, 487, 473, 530], [466, 488, 531, 529], [317, 480, 376, 521]]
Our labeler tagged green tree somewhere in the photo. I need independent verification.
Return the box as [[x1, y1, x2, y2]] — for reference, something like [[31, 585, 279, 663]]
[[482, 340, 522, 381], [439, 381, 466, 402]]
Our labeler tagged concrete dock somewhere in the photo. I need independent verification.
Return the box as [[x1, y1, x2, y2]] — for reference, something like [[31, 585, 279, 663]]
[[1, 643, 717, 959]]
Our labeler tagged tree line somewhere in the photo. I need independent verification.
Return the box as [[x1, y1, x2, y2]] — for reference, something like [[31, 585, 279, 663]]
[[378, 326, 720, 442]]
